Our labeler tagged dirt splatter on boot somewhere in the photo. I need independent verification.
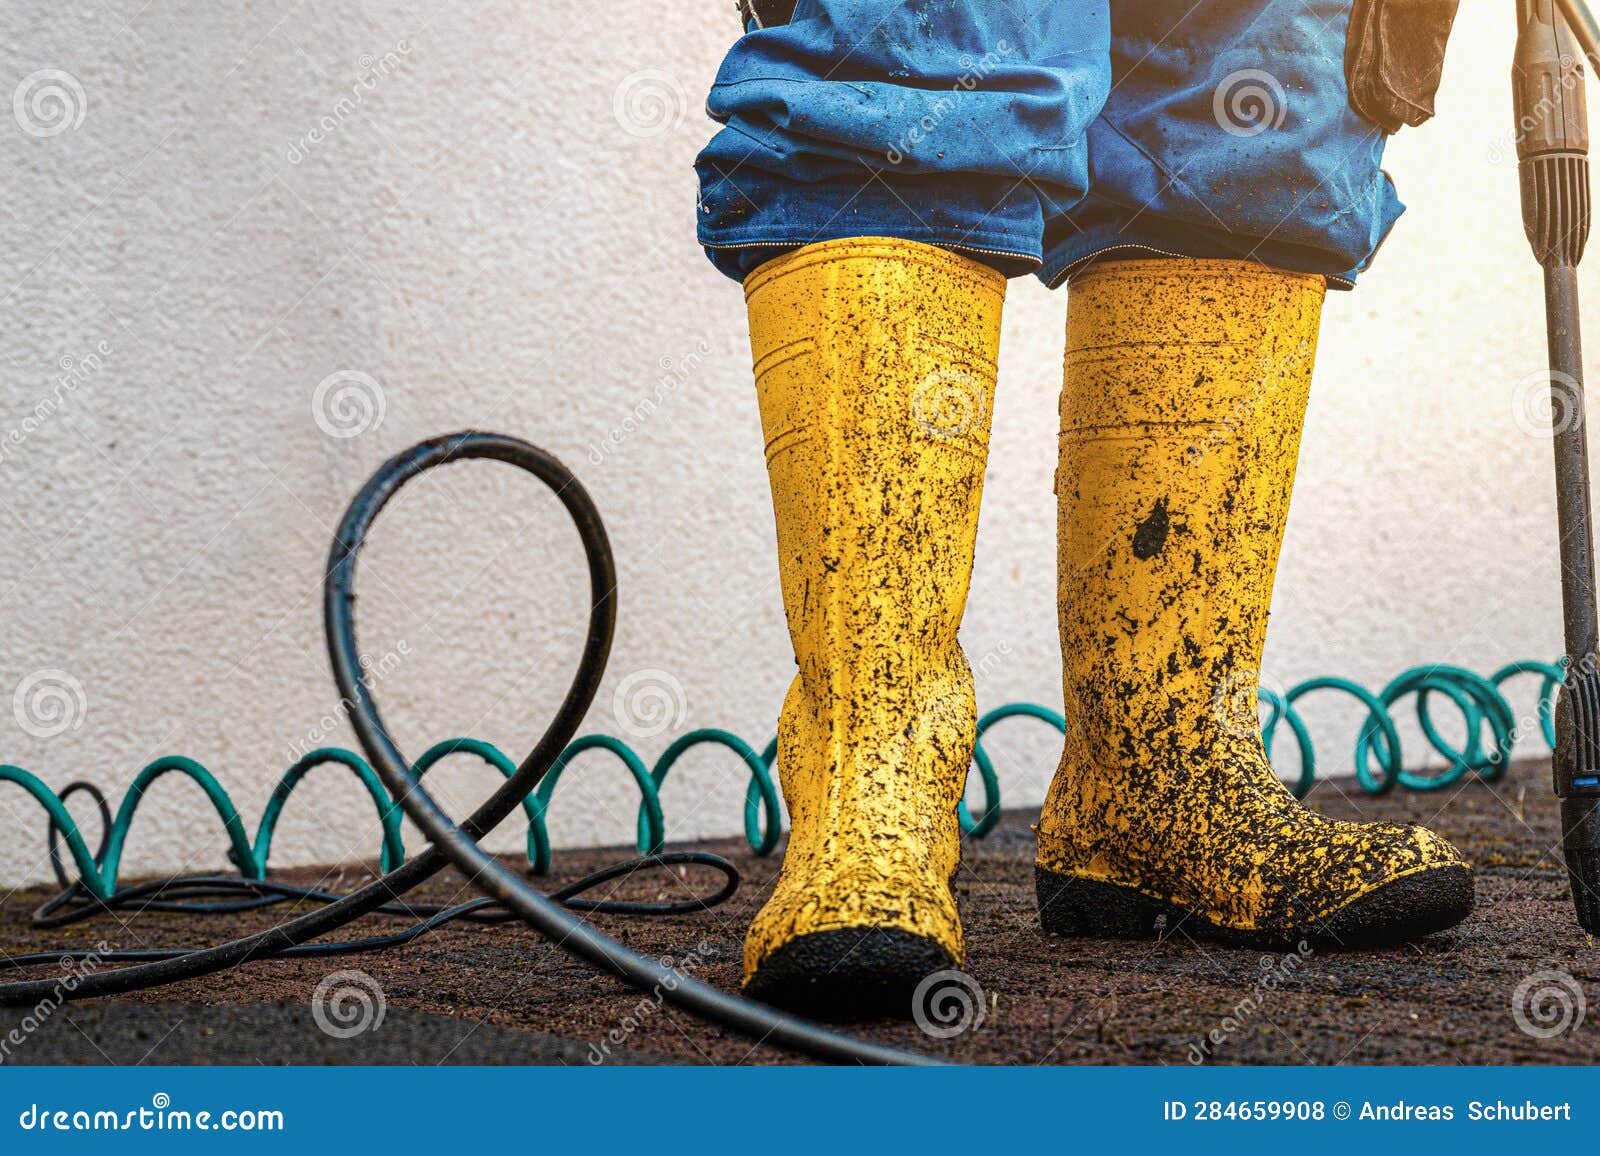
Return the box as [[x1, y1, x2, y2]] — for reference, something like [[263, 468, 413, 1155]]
[[1036, 258, 1473, 948], [742, 238, 1004, 1015]]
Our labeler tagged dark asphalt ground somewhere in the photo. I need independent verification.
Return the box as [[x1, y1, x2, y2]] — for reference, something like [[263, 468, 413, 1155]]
[[2, 759, 1597, 1065]]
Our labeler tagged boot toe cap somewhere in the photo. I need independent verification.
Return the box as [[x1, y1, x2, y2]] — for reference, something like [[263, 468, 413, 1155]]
[[743, 926, 960, 1021], [1310, 860, 1476, 948]]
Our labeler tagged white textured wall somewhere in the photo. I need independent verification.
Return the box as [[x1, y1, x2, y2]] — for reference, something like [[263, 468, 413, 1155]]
[[0, 3, 1586, 887]]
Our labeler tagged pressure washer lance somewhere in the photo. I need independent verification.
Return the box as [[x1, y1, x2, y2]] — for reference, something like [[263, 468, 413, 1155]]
[[1518, 0, 1600, 932]]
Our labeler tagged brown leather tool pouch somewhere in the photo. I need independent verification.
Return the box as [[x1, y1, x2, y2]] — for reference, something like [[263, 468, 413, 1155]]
[[1345, 0, 1461, 131]]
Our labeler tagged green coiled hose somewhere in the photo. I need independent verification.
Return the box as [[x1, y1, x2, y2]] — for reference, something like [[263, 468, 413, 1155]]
[[0, 659, 1565, 897]]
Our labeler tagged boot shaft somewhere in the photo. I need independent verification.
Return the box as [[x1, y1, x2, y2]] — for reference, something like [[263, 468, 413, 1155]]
[[1057, 259, 1325, 712], [738, 238, 1004, 989], [745, 238, 1005, 692]]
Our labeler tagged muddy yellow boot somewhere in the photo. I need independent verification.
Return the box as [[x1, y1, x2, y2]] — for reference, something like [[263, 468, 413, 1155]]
[[1036, 258, 1474, 948], [742, 237, 1003, 1015]]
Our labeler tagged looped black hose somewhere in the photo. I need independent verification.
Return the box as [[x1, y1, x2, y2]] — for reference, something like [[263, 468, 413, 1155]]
[[20, 850, 738, 934], [545, 851, 740, 915], [0, 430, 929, 1066], [47, 780, 110, 890], [324, 431, 931, 1065], [2, 854, 742, 968], [0, 433, 606, 1003]]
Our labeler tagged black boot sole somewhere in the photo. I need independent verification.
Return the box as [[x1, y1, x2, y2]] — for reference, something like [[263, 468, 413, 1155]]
[[1036, 864, 1475, 949], [743, 927, 958, 1021]]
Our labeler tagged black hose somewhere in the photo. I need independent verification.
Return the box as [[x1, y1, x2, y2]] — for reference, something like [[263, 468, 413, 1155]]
[[24, 850, 739, 930], [0, 430, 932, 1066], [46, 781, 110, 890], [323, 432, 933, 1064], [1, 853, 741, 968]]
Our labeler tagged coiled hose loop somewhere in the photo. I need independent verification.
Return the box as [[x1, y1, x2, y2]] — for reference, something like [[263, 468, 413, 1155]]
[[319, 431, 930, 1065], [2, 664, 1570, 888]]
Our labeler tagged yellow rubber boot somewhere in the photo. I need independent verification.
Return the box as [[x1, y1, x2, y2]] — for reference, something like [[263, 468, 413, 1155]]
[[1036, 259, 1474, 948], [742, 237, 1004, 1015]]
